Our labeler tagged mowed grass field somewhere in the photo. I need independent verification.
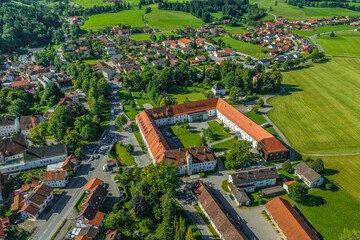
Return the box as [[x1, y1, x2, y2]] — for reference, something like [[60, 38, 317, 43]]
[[321, 154, 360, 201], [145, 9, 204, 31], [250, 0, 359, 19], [290, 25, 356, 37], [214, 37, 270, 59], [130, 32, 179, 41], [315, 31, 360, 56], [71, 0, 113, 8], [267, 57, 360, 154], [81, 9, 146, 31]]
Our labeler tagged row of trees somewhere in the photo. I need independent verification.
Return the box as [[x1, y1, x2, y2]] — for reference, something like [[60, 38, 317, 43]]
[[104, 162, 196, 239], [0, 2, 60, 52], [288, 0, 360, 10]]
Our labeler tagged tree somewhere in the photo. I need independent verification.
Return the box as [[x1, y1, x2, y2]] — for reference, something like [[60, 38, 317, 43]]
[[29, 122, 47, 146], [282, 160, 293, 173], [64, 128, 80, 150], [40, 82, 64, 106], [8, 99, 30, 117], [312, 158, 324, 173], [139, 218, 155, 236], [185, 228, 195, 240], [115, 114, 128, 128], [202, 128, 214, 142], [340, 229, 360, 240], [229, 86, 241, 103], [288, 182, 308, 202], [330, 32, 336, 37], [126, 144, 134, 155], [224, 141, 254, 169], [74, 147, 82, 158], [47, 106, 73, 141], [74, 115, 97, 140], [257, 98, 264, 107]]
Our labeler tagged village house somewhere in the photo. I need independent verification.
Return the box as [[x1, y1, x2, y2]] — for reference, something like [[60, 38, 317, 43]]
[[19, 183, 53, 219], [282, 180, 296, 193], [102, 67, 116, 80], [192, 181, 248, 240], [64, 91, 80, 102], [228, 166, 279, 192], [214, 48, 236, 57], [181, 48, 191, 54], [177, 38, 192, 48], [20, 115, 44, 137], [211, 82, 226, 97], [0, 135, 27, 163], [0, 116, 21, 137], [265, 197, 320, 240], [41, 170, 68, 188], [228, 183, 250, 206], [294, 162, 324, 188]]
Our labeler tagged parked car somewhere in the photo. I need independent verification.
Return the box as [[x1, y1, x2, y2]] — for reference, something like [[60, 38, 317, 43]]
[[229, 194, 234, 200]]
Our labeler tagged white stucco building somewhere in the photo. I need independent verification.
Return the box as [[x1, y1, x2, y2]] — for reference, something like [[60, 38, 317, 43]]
[[0, 116, 20, 137]]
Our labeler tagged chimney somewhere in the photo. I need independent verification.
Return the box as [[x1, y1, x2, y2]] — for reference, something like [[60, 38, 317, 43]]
[[203, 147, 206, 153], [196, 149, 198, 154]]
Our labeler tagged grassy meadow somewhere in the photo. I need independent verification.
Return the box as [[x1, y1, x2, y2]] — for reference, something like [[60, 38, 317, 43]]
[[130, 32, 179, 41], [214, 37, 270, 59], [250, 0, 360, 20], [145, 9, 204, 31], [267, 57, 360, 154], [72, 0, 114, 8], [315, 31, 360, 56], [167, 84, 212, 103], [81, 9, 146, 31], [290, 25, 357, 37]]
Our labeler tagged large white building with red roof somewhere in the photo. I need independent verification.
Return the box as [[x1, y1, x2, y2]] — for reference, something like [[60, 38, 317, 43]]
[[136, 98, 289, 175]]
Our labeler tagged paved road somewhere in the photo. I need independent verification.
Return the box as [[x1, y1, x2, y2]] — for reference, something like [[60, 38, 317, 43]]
[[30, 82, 151, 239]]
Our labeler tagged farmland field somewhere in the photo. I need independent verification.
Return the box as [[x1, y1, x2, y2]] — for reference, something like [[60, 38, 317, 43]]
[[71, 0, 113, 8], [81, 10, 146, 31], [213, 37, 270, 59], [290, 25, 356, 37], [315, 31, 360, 56], [250, 0, 360, 20], [267, 57, 360, 154], [145, 9, 204, 31]]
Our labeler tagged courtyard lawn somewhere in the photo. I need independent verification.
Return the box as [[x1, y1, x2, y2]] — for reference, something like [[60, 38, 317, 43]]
[[315, 31, 360, 56], [250, 0, 359, 20], [167, 84, 213, 103], [130, 33, 179, 41], [131, 91, 154, 110], [321, 154, 360, 201], [290, 25, 357, 37], [213, 37, 270, 59], [169, 126, 202, 148], [145, 9, 204, 32], [81, 10, 146, 32], [207, 120, 231, 142], [268, 57, 360, 154], [211, 138, 239, 152], [280, 180, 360, 240], [115, 142, 136, 166]]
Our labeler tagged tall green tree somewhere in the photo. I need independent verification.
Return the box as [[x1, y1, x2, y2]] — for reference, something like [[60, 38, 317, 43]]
[[288, 182, 308, 203], [29, 122, 47, 146], [74, 115, 97, 140], [8, 99, 30, 117], [312, 158, 324, 173]]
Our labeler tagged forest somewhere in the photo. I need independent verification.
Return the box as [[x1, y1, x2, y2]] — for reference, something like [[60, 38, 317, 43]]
[[287, 0, 360, 11], [0, 2, 60, 52]]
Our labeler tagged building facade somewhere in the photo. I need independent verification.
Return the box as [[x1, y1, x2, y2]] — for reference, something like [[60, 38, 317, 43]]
[[0, 116, 20, 137]]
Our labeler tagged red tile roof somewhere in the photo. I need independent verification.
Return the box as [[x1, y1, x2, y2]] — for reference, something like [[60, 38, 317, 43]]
[[19, 203, 41, 216], [75, 236, 93, 240], [177, 38, 192, 45], [41, 170, 67, 182], [20, 115, 42, 131], [84, 178, 104, 191], [265, 197, 319, 240], [82, 211, 105, 227], [192, 181, 248, 240], [11, 194, 23, 212]]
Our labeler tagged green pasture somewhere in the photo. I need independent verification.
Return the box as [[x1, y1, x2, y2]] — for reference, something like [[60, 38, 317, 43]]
[[71, 0, 114, 8], [290, 25, 356, 37], [130, 32, 179, 41], [315, 31, 360, 56]]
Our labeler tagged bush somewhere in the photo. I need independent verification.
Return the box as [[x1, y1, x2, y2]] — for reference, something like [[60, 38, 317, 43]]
[[198, 172, 205, 178], [325, 183, 332, 190], [282, 160, 293, 173], [119, 141, 124, 146]]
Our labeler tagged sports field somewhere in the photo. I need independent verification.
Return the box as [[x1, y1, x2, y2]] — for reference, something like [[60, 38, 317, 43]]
[[130, 32, 179, 41], [71, 0, 113, 8], [81, 10, 146, 31], [145, 9, 204, 31], [214, 37, 270, 59], [250, 0, 359, 20], [315, 31, 360, 56], [268, 57, 360, 154]]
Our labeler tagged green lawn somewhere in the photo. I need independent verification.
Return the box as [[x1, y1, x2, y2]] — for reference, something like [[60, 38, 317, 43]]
[[214, 37, 270, 59], [250, 0, 360, 20], [75, 193, 87, 213], [321, 155, 360, 201], [315, 31, 360, 56], [167, 84, 212, 103], [131, 91, 154, 110], [134, 131, 146, 152], [210, 11, 223, 20], [169, 126, 202, 148], [223, 27, 248, 35], [145, 8, 204, 31], [268, 57, 360, 154], [211, 138, 239, 152], [130, 33, 179, 41], [115, 142, 136, 166], [72, 0, 114, 8], [207, 120, 231, 142], [280, 180, 360, 240], [30, 104, 54, 114], [290, 25, 357, 37], [82, 59, 103, 65], [118, 90, 139, 119], [81, 10, 146, 32]]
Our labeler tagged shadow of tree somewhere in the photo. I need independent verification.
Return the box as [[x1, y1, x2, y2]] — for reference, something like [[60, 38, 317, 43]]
[[322, 168, 339, 176], [301, 195, 326, 207]]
